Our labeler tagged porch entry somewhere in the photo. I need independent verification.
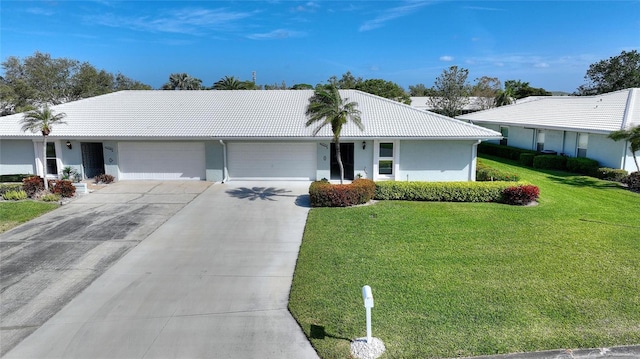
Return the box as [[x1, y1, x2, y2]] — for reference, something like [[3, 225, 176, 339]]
[[330, 143, 354, 180], [81, 142, 105, 179]]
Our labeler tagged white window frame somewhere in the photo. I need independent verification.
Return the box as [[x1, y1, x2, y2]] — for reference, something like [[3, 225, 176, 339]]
[[373, 140, 399, 181], [33, 140, 62, 178], [577, 133, 588, 158], [499, 126, 509, 146]]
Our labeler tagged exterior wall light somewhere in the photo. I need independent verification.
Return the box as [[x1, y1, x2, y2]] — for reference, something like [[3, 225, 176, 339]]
[[66, 141, 72, 150], [362, 141, 366, 150]]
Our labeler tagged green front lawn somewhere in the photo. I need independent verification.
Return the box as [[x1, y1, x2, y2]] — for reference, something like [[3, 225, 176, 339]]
[[0, 201, 59, 233], [289, 156, 640, 358]]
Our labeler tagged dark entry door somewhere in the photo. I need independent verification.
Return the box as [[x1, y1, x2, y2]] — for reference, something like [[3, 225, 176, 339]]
[[330, 143, 354, 180], [81, 143, 105, 179]]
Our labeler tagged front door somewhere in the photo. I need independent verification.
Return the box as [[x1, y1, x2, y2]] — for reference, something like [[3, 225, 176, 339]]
[[330, 143, 354, 180], [81, 143, 105, 179]]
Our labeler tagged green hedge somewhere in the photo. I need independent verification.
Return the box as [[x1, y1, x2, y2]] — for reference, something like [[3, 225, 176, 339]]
[[478, 143, 538, 161], [374, 181, 532, 203], [476, 161, 520, 181], [0, 174, 33, 183], [309, 179, 376, 207], [595, 167, 628, 182], [533, 155, 567, 170], [519, 153, 536, 166], [566, 157, 599, 175]]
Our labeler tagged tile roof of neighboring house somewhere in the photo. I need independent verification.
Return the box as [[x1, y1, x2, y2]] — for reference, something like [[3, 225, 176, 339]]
[[457, 88, 640, 134], [0, 90, 501, 140]]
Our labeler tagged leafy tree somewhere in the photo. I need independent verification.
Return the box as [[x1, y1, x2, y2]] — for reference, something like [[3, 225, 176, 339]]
[[471, 76, 501, 110], [429, 66, 471, 117], [1, 52, 151, 115], [504, 80, 551, 100], [20, 106, 67, 191], [213, 76, 247, 90], [162, 73, 203, 90], [577, 50, 640, 95], [408, 83, 437, 96], [305, 86, 363, 183], [291, 83, 314, 90], [327, 71, 363, 89], [494, 88, 514, 107], [356, 79, 410, 104], [264, 80, 288, 90], [608, 125, 640, 172]]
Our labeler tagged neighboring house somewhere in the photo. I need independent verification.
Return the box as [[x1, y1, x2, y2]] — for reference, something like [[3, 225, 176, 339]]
[[0, 90, 501, 182], [457, 88, 640, 173], [410, 97, 495, 114]]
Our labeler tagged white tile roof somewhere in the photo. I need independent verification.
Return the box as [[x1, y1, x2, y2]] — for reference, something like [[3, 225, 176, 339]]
[[0, 90, 501, 140], [457, 88, 640, 133]]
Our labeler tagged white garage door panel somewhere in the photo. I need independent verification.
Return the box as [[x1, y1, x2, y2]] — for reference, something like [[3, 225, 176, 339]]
[[228, 143, 316, 180], [119, 142, 205, 180]]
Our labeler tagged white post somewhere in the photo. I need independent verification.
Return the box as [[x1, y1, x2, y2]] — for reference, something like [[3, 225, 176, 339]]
[[362, 285, 374, 344]]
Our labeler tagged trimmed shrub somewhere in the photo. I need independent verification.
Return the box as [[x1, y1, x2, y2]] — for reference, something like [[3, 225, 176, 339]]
[[50, 180, 76, 198], [533, 155, 567, 170], [595, 167, 628, 182], [476, 162, 520, 181], [61, 166, 81, 183], [501, 185, 540, 205], [2, 190, 28, 201], [94, 174, 115, 184], [519, 153, 536, 167], [22, 176, 44, 198], [40, 193, 61, 202], [478, 143, 538, 161], [0, 174, 33, 182], [309, 179, 376, 207], [0, 183, 23, 196], [622, 172, 640, 193], [374, 181, 532, 202], [566, 157, 599, 176]]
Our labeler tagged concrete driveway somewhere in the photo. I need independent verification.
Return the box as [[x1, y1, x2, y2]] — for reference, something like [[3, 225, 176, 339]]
[[1, 181, 210, 356], [4, 181, 318, 359]]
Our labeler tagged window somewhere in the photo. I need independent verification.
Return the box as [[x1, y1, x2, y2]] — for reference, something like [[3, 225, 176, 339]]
[[46, 142, 58, 176], [536, 130, 545, 152], [500, 126, 509, 146], [577, 133, 588, 158], [378, 142, 394, 176]]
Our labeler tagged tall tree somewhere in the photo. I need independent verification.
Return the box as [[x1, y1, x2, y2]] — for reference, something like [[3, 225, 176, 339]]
[[305, 86, 363, 183], [608, 125, 640, 172], [162, 73, 203, 90], [471, 76, 501, 110], [327, 71, 363, 89], [494, 88, 514, 107], [429, 66, 471, 117], [504, 79, 551, 100], [213, 76, 246, 90], [577, 50, 640, 95], [20, 106, 67, 191], [356, 79, 411, 104]]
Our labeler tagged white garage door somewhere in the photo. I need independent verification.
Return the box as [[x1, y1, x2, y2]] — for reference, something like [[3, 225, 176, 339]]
[[119, 142, 205, 180], [228, 142, 316, 180]]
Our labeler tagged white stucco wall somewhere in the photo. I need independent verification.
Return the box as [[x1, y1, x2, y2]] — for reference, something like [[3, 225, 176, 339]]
[[0, 140, 36, 175], [354, 140, 373, 179], [544, 129, 564, 153], [398, 140, 476, 181], [506, 127, 535, 150]]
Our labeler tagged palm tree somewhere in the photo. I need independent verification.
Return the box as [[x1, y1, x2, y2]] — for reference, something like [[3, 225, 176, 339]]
[[494, 88, 514, 107], [20, 106, 67, 191], [305, 86, 363, 183], [608, 125, 640, 172], [162, 73, 202, 90], [212, 76, 246, 90]]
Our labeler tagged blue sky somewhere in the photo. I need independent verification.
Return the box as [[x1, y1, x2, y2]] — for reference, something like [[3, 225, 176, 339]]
[[1, 1, 639, 92]]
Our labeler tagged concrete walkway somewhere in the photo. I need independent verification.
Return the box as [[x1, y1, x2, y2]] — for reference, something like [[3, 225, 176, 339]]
[[4, 181, 318, 359]]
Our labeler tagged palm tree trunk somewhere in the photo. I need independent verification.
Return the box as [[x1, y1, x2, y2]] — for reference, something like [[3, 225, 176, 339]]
[[42, 135, 49, 191], [335, 141, 344, 184], [633, 153, 639, 173]]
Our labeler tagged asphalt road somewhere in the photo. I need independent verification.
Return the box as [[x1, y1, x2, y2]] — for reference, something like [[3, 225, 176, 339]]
[[0, 181, 210, 356]]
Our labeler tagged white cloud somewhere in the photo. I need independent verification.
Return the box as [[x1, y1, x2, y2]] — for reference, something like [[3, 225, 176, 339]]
[[534, 62, 550, 68], [247, 29, 306, 40], [439, 55, 454, 62], [359, 2, 430, 32]]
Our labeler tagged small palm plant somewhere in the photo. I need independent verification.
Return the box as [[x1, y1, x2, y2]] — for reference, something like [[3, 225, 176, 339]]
[[20, 106, 67, 191], [608, 125, 640, 172], [305, 86, 363, 183]]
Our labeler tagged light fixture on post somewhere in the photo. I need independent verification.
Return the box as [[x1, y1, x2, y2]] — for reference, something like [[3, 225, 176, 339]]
[[362, 141, 366, 150], [66, 141, 72, 150]]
